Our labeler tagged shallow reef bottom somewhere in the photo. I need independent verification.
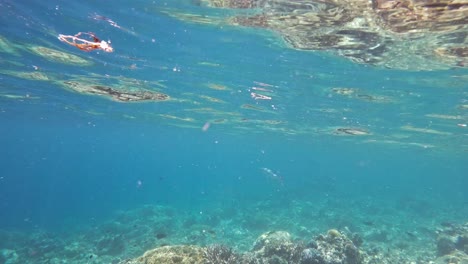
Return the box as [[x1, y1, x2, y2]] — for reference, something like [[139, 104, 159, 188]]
[[119, 226, 468, 264], [0, 199, 467, 264]]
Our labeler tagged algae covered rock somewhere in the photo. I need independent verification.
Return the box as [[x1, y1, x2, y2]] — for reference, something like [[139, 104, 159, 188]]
[[434, 250, 468, 264], [125, 229, 363, 264], [437, 222, 468, 256], [252, 231, 304, 262], [0, 249, 19, 264], [253, 231, 294, 256], [434, 222, 468, 264], [302, 229, 362, 264], [131, 245, 205, 264]]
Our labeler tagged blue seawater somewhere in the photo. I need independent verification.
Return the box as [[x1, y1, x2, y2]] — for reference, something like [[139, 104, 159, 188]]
[[0, 0, 467, 263]]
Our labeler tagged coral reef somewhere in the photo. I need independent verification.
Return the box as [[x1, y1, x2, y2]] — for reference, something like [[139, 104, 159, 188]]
[[126, 230, 362, 264], [203, 244, 239, 264], [305, 229, 361, 264], [0, 202, 465, 264], [300, 248, 323, 264], [251, 231, 304, 263]]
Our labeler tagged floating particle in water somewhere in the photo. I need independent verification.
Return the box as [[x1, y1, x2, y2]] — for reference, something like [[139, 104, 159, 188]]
[[90, 13, 137, 36], [261, 167, 278, 177], [91, 13, 122, 29], [202, 122, 210, 131], [251, 92, 271, 100], [335, 128, 370, 136], [206, 83, 229, 90], [261, 167, 283, 185]]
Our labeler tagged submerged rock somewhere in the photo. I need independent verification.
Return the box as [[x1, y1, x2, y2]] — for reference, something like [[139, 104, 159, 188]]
[[29, 46, 92, 66], [252, 231, 304, 262], [130, 245, 205, 264], [436, 222, 468, 257], [300, 248, 324, 264], [125, 230, 362, 264], [203, 244, 239, 264], [438, 235, 457, 255], [307, 229, 362, 264]]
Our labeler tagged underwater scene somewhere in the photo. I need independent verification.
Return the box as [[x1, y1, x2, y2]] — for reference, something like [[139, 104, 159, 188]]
[[0, 0, 467, 263]]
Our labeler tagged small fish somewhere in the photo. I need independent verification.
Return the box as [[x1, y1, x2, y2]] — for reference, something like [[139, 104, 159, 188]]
[[261, 167, 284, 185], [441, 221, 455, 228], [156, 233, 167, 239], [363, 220, 374, 226]]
